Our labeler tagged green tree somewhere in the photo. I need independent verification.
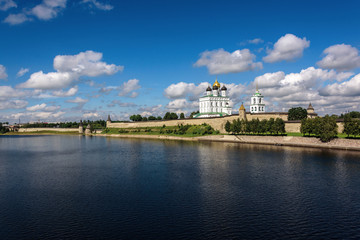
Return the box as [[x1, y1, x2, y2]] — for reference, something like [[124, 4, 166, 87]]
[[225, 120, 231, 133], [163, 112, 171, 120], [266, 118, 275, 135], [318, 115, 338, 142], [232, 119, 241, 134], [148, 116, 156, 121], [180, 113, 185, 119], [288, 107, 308, 121], [189, 111, 199, 118], [170, 112, 178, 119], [274, 118, 285, 135], [156, 116, 162, 120], [259, 119, 267, 134]]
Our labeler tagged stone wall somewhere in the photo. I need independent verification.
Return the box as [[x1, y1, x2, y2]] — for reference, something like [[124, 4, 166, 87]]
[[19, 128, 79, 132], [108, 113, 345, 134], [107, 113, 288, 133]]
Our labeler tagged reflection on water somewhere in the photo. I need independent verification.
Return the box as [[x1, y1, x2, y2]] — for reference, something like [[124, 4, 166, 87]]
[[0, 135, 360, 239]]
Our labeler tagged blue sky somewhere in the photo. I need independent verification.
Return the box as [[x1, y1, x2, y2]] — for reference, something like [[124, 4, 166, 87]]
[[1, 0, 360, 123]]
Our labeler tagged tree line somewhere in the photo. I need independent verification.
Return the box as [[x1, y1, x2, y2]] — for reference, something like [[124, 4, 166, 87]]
[[129, 112, 186, 122], [343, 114, 360, 137], [300, 115, 338, 142], [225, 118, 286, 135], [22, 120, 107, 129]]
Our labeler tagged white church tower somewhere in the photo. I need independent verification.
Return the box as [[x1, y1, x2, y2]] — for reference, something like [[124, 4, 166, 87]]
[[250, 83, 265, 113]]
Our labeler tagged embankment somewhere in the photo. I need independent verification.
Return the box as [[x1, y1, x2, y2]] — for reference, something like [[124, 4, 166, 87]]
[[96, 134, 360, 152]]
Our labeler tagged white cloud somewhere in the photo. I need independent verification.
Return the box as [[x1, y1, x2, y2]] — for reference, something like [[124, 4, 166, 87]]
[[164, 82, 209, 100], [66, 97, 88, 103], [0, 64, 7, 79], [3, 0, 67, 25], [52, 86, 78, 97], [0, 86, 26, 100], [118, 79, 141, 97], [248, 38, 263, 44], [245, 67, 360, 115], [3, 13, 29, 25], [107, 100, 137, 108], [0, 100, 27, 110], [319, 74, 360, 96], [54, 51, 122, 77], [263, 34, 310, 63], [82, 0, 114, 11], [0, 0, 17, 11], [194, 48, 262, 74], [254, 71, 285, 88], [19, 71, 74, 89], [19, 50, 123, 89], [26, 103, 47, 111], [26, 103, 60, 112], [31, 0, 67, 20], [82, 112, 100, 118], [166, 99, 191, 110], [317, 44, 360, 71], [16, 68, 30, 77]]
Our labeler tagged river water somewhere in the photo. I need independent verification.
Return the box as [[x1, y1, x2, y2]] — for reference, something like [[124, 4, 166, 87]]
[[0, 135, 360, 239]]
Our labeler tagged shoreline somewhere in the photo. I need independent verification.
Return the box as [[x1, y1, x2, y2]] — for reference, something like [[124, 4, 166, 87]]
[[95, 134, 360, 152], [3, 132, 360, 152]]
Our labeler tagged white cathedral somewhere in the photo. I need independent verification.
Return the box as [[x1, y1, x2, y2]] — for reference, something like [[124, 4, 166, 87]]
[[194, 78, 265, 118], [194, 78, 232, 118]]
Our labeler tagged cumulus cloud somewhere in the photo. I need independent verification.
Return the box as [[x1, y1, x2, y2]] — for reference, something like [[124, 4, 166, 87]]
[[263, 34, 310, 63], [164, 82, 209, 100], [54, 51, 122, 76], [31, 0, 67, 20], [16, 67, 29, 77], [166, 99, 193, 110], [0, 64, 7, 79], [52, 86, 78, 97], [82, 112, 100, 119], [107, 100, 137, 108], [0, 100, 28, 110], [246, 67, 360, 115], [317, 44, 360, 71], [66, 97, 88, 104], [194, 48, 262, 74], [248, 38, 264, 44], [118, 79, 141, 97], [3, 13, 29, 25], [19, 51, 123, 89], [319, 74, 360, 96], [25, 103, 61, 112], [0, 86, 26, 100], [26, 103, 47, 111], [0, 0, 17, 11], [3, 0, 67, 25], [82, 0, 114, 11]]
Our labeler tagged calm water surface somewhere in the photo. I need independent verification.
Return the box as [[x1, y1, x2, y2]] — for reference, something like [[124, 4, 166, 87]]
[[0, 135, 360, 239]]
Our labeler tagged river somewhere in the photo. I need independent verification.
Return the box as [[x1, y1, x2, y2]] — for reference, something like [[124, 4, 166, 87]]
[[0, 135, 359, 239]]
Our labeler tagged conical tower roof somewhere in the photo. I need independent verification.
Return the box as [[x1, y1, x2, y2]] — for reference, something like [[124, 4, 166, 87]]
[[307, 103, 314, 110]]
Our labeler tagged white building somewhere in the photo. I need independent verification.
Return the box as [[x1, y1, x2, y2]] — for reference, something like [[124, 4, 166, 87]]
[[194, 78, 232, 118], [250, 87, 265, 113]]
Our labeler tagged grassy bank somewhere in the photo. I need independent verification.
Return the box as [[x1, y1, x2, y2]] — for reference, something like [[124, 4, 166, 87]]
[[101, 124, 220, 138]]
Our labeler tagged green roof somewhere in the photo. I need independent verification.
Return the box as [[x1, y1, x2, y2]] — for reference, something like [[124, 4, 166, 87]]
[[193, 112, 230, 118]]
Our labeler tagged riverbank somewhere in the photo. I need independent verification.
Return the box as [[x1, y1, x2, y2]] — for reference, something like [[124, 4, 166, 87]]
[[3, 131, 360, 152], [96, 133, 360, 152]]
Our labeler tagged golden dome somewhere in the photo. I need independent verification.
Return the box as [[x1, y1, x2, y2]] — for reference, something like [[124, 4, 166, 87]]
[[212, 78, 220, 89]]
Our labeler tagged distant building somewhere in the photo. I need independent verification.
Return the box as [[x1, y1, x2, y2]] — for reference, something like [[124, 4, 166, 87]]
[[194, 78, 232, 118], [250, 85, 265, 113]]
